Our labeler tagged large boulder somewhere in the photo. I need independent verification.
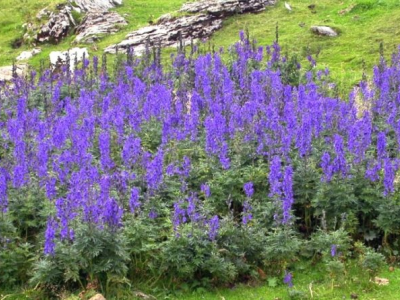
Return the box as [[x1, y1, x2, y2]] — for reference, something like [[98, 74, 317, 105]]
[[0, 65, 28, 82], [49, 47, 89, 72]]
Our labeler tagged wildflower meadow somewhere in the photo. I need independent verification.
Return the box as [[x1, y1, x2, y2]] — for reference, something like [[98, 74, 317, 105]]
[[1, 33, 400, 299]]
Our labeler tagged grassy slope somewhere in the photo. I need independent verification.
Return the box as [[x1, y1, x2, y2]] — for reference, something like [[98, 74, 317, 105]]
[[0, 0, 187, 67], [1, 0, 400, 91], [209, 0, 400, 91]]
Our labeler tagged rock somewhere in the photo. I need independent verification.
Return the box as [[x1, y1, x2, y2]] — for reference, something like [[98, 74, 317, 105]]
[[105, 0, 276, 54], [180, 0, 274, 15], [36, 5, 75, 44], [0, 65, 28, 82], [16, 48, 42, 61], [89, 294, 106, 300], [75, 11, 127, 43], [105, 14, 223, 54], [49, 47, 89, 72], [311, 26, 338, 37], [33, 0, 123, 45], [70, 0, 122, 12]]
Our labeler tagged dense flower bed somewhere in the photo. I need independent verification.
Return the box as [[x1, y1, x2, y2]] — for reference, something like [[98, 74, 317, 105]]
[[0, 33, 399, 294]]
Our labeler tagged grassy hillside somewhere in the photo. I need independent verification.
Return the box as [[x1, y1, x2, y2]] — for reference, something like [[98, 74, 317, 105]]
[[1, 0, 400, 90], [210, 0, 400, 92], [0, 0, 187, 67]]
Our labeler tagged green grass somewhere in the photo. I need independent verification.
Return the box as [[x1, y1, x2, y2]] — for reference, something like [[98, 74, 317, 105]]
[[3, 261, 399, 300], [169, 262, 400, 300], [2, 0, 400, 92], [208, 0, 400, 92], [0, 0, 187, 67]]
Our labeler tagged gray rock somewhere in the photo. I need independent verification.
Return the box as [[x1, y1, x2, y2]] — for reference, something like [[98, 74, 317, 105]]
[[180, 0, 274, 15], [105, 14, 223, 55], [105, 0, 276, 54], [49, 47, 89, 72], [16, 48, 42, 61], [32, 0, 125, 45], [36, 5, 75, 43], [70, 0, 122, 12], [311, 26, 338, 37], [75, 11, 127, 43], [0, 65, 28, 82]]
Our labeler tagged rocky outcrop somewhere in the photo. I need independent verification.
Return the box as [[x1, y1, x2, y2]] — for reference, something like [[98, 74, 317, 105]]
[[311, 26, 338, 37], [105, 0, 276, 54], [27, 0, 124, 45], [105, 14, 223, 54], [49, 48, 89, 72], [36, 4, 76, 43], [75, 11, 128, 43], [180, 0, 275, 15]]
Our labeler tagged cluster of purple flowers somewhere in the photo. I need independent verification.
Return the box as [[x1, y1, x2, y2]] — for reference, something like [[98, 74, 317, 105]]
[[0, 32, 400, 255]]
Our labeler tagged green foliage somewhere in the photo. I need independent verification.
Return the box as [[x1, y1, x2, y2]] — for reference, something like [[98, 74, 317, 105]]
[[264, 227, 302, 272], [0, 216, 35, 287], [288, 289, 307, 300], [31, 224, 129, 295], [355, 242, 385, 279]]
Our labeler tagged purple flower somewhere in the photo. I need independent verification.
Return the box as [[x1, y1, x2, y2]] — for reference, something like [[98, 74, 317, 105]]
[[242, 201, 253, 225], [0, 170, 8, 212], [201, 183, 211, 198], [208, 215, 219, 241], [149, 209, 158, 219], [173, 201, 186, 232], [269, 156, 282, 198], [321, 152, 333, 182], [332, 134, 347, 176], [377, 131, 387, 159], [103, 198, 123, 229], [44, 218, 57, 256], [145, 150, 164, 191], [383, 158, 395, 195], [331, 244, 337, 257], [99, 131, 114, 170], [129, 187, 141, 213], [243, 182, 254, 198], [283, 271, 293, 288], [365, 160, 381, 182]]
